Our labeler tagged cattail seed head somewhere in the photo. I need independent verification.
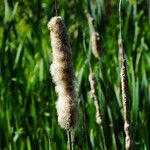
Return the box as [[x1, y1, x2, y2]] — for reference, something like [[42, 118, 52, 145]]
[[121, 53, 133, 149], [91, 32, 103, 59], [89, 73, 96, 96], [89, 73, 102, 124], [48, 16, 79, 131]]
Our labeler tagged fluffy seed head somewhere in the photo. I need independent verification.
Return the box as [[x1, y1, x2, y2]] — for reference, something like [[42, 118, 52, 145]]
[[89, 73, 102, 124], [89, 73, 96, 96], [48, 16, 79, 131], [91, 32, 103, 59]]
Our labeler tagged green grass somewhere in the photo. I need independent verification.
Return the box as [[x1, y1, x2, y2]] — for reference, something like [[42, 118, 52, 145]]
[[0, 0, 150, 149]]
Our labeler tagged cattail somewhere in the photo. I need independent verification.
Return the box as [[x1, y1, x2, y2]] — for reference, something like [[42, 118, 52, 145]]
[[120, 40, 133, 150], [91, 32, 103, 59], [119, 0, 133, 148], [48, 16, 79, 131], [88, 17, 103, 59], [89, 73, 102, 124]]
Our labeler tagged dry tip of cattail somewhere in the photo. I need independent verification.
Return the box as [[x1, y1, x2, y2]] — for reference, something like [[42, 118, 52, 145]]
[[89, 73, 102, 124], [91, 32, 103, 59], [48, 16, 79, 131]]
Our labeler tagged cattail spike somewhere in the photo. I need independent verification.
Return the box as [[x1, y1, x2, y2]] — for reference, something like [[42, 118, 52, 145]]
[[121, 52, 133, 150], [119, 0, 133, 148], [88, 16, 103, 59], [91, 32, 103, 59], [48, 16, 79, 131], [89, 73, 102, 124]]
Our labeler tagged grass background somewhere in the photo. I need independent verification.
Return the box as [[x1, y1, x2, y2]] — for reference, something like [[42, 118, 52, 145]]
[[0, 0, 150, 149]]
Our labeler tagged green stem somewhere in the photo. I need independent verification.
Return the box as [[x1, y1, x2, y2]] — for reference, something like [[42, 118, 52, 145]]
[[67, 131, 72, 150]]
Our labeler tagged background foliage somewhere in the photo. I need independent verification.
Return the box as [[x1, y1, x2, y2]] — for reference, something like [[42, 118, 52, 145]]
[[0, 0, 150, 149]]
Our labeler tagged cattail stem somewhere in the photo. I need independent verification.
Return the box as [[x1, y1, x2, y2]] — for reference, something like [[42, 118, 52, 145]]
[[54, 0, 58, 16], [67, 131, 72, 150], [148, 0, 150, 24]]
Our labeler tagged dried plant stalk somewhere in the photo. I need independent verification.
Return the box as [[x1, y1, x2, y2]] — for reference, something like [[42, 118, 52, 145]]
[[89, 73, 102, 124], [48, 16, 79, 131], [120, 41, 133, 150]]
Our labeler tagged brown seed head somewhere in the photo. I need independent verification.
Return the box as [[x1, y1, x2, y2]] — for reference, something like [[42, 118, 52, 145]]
[[89, 73, 102, 124], [91, 32, 103, 59], [48, 16, 79, 131]]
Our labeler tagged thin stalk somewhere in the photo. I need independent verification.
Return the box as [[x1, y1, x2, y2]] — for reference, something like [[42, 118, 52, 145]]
[[48, 137, 51, 150], [67, 131, 72, 150], [54, 0, 58, 16], [148, 0, 150, 24], [100, 125, 107, 150]]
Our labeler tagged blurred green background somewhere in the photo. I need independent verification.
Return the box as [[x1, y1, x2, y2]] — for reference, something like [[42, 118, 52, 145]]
[[0, 0, 150, 149]]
